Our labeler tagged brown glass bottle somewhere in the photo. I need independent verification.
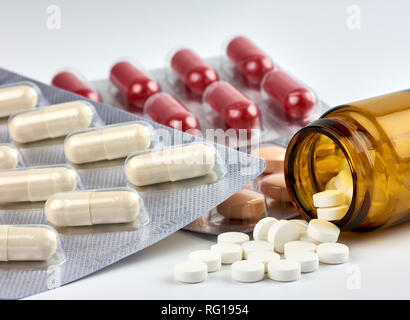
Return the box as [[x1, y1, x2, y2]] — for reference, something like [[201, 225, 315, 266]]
[[285, 90, 410, 230]]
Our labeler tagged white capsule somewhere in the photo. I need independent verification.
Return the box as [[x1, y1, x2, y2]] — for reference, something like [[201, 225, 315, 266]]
[[0, 226, 58, 261], [0, 85, 38, 118], [0, 167, 78, 203], [125, 144, 216, 186], [253, 217, 278, 241], [307, 219, 340, 243], [64, 123, 152, 164], [45, 190, 141, 227], [8, 101, 94, 143], [0, 145, 19, 169]]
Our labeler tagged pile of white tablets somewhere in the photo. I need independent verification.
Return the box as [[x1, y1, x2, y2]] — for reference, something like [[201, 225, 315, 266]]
[[174, 215, 349, 283]]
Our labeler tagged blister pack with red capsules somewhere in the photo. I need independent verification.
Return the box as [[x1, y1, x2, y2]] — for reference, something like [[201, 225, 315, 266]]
[[51, 36, 329, 235]]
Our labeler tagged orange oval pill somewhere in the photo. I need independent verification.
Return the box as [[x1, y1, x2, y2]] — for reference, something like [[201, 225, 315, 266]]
[[250, 145, 286, 173], [217, 189, 266, 220], [259, 173, 291, 202]]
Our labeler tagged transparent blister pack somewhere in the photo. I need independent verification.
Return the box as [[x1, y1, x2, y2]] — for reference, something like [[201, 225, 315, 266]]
[[0, 224, 66, 272], [91, 37, 328, 149], [0, 67, 264, 299]]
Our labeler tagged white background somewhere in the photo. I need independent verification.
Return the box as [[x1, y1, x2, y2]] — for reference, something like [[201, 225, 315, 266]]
[[1, 0, 410, 299]]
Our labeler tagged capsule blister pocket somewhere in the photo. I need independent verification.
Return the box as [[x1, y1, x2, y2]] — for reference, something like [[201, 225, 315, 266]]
[[0, 67, 263, 299]]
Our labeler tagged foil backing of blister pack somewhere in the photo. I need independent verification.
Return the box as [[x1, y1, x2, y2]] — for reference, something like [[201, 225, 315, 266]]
[[0, 67, 265, 299]]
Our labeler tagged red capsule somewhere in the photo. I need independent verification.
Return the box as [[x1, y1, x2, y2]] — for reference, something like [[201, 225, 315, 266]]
[[226, 36, 274, 85], [262, 70, 316, 119], [110, 61, 161, 109], [171, 49, 219, 95], [204, 82, 260, 131], [51, 71, 101, 102], [144, 93, 199, 132]]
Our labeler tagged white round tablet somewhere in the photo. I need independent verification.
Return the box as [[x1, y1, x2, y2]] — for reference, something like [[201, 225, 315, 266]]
[[268, 260, 301, 282], [307, 219, 340, 243], [217, 232, 250, 245], [313, 190, 345, 208], [284, 241, 317, 256], [174, 261, 208, 283], [189, 250, 221, 272], [247, 250, 280, 272], [253, 217, 278, 241], [317, 243, 349, 264], [210, 243, 242, 264], [231, 260, 265, 283], [317, 205, 348, 221], [267, 220, 300, 253], [285, 252, 319, 273], [242, 240, 274, 259], [300, 233, 321, 245]]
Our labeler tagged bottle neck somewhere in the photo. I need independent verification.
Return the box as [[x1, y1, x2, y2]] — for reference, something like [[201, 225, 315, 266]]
[[285, 117, 374, 231]]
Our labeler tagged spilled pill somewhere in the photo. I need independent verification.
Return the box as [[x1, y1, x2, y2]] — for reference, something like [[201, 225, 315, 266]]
[[242, 240, 274, 259], [267, 259, 301, 282], [210, 243, 242, 264], [317, 243, 349, 264], [285, 252, 319, 273], [217, 232, 249, 245], [267, 220, 300, 253], [313, 190, 345, 208], [317, 204, 349, 221], [246, 250, 280, 272], [231, 260, 265, 283], [174, 261, 208, 283], [189, 250, 221, 272], [253, 217, 278, 241], [307, 219, 340, 243]]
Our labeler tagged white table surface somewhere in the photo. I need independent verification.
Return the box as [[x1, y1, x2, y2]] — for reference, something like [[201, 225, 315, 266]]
[[1, 0, 410, 299]]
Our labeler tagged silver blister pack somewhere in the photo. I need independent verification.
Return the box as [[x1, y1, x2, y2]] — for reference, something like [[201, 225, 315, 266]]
[[0, 68, 264, 299]]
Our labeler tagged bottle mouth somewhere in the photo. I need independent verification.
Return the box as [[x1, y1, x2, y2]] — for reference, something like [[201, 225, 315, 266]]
[[285, 118, 372, 231]]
